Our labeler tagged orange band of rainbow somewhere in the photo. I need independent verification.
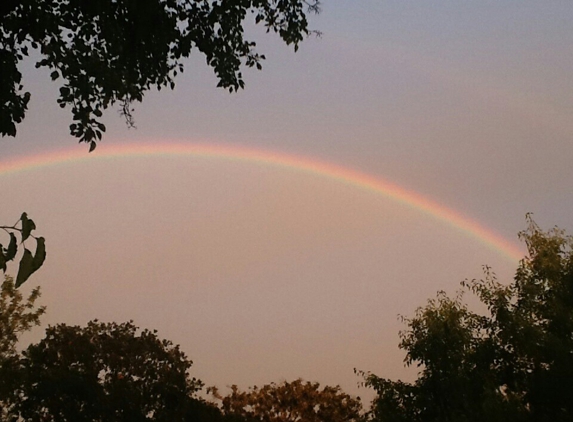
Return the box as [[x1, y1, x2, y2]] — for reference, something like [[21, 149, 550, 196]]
[[0, 142, 523, 262]]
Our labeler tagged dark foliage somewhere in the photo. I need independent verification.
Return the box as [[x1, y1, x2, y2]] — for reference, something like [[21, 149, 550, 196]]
[[0, 213, 45, 287], [0, 275, 45, 420], [360, 217, 573, 422], [10, 320, 220, 421], [1, 0, 319, 150]]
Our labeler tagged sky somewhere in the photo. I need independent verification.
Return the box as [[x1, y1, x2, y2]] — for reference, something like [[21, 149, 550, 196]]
[[2, 1, 573, 404]]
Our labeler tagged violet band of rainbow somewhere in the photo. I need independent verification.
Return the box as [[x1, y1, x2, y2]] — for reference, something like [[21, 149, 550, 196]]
[[0, 142, 524, 262]]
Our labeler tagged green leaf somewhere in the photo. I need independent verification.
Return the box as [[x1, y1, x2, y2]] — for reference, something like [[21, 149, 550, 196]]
[[15, 248, 33, 288], [21, 212, 36, 242]]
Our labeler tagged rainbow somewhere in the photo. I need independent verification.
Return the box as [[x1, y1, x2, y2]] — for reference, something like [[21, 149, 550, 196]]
[[0, 142, 523, 262]]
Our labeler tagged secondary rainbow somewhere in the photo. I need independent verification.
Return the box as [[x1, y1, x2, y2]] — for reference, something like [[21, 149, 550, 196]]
[[0, 142, 523, 262]]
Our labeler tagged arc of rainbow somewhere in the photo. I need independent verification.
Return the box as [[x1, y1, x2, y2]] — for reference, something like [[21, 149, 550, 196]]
[[0, 142, 523, 262]]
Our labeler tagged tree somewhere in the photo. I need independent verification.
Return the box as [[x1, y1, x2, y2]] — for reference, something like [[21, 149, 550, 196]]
[[210, 378, 363, 422], [0, 275, 45, 359], [1, 0, 320, 151], [11, 320, 208, 421], [360, 217, 573, 422], [0, 213, 46, 288], [0, 274, 45, 420]]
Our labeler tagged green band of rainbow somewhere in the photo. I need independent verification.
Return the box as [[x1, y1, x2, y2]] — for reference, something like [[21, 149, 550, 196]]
[[0, 142, 523, 262]]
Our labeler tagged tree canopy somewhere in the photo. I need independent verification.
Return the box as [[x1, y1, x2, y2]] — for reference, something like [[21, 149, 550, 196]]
[[360, 217, 573, 422], [1, 0, 320, 151], [210, 378, 363, 422], [12, 320, 203, 421]]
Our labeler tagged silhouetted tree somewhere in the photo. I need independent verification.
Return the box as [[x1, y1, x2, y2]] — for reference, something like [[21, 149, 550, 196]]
[[359, 216, 573, 422], [1, 0, 320, 150], [11, 320, 223, 421]]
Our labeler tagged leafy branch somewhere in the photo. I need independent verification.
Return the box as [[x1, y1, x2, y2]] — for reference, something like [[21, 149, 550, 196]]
[[0, 213, 46, 288], [1, 0, 321, 151]]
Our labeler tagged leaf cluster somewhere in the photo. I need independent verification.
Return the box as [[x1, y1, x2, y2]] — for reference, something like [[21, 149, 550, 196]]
[[1, 0, 320, 151], [0, 274, 45, 420], [0, 213, 46, 288], [0, 275, 45, 359]]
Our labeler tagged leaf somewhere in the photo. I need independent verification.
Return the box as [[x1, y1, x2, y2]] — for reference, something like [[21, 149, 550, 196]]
[[0, 251, 6, 272], [6, 232, 17, 261], [16, 249, 34, 288], [20, 212, 36, 242], [31, 237, 46, 272]]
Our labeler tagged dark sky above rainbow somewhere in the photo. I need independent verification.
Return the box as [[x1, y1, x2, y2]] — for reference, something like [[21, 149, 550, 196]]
[[3, 0, 572, 401]]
